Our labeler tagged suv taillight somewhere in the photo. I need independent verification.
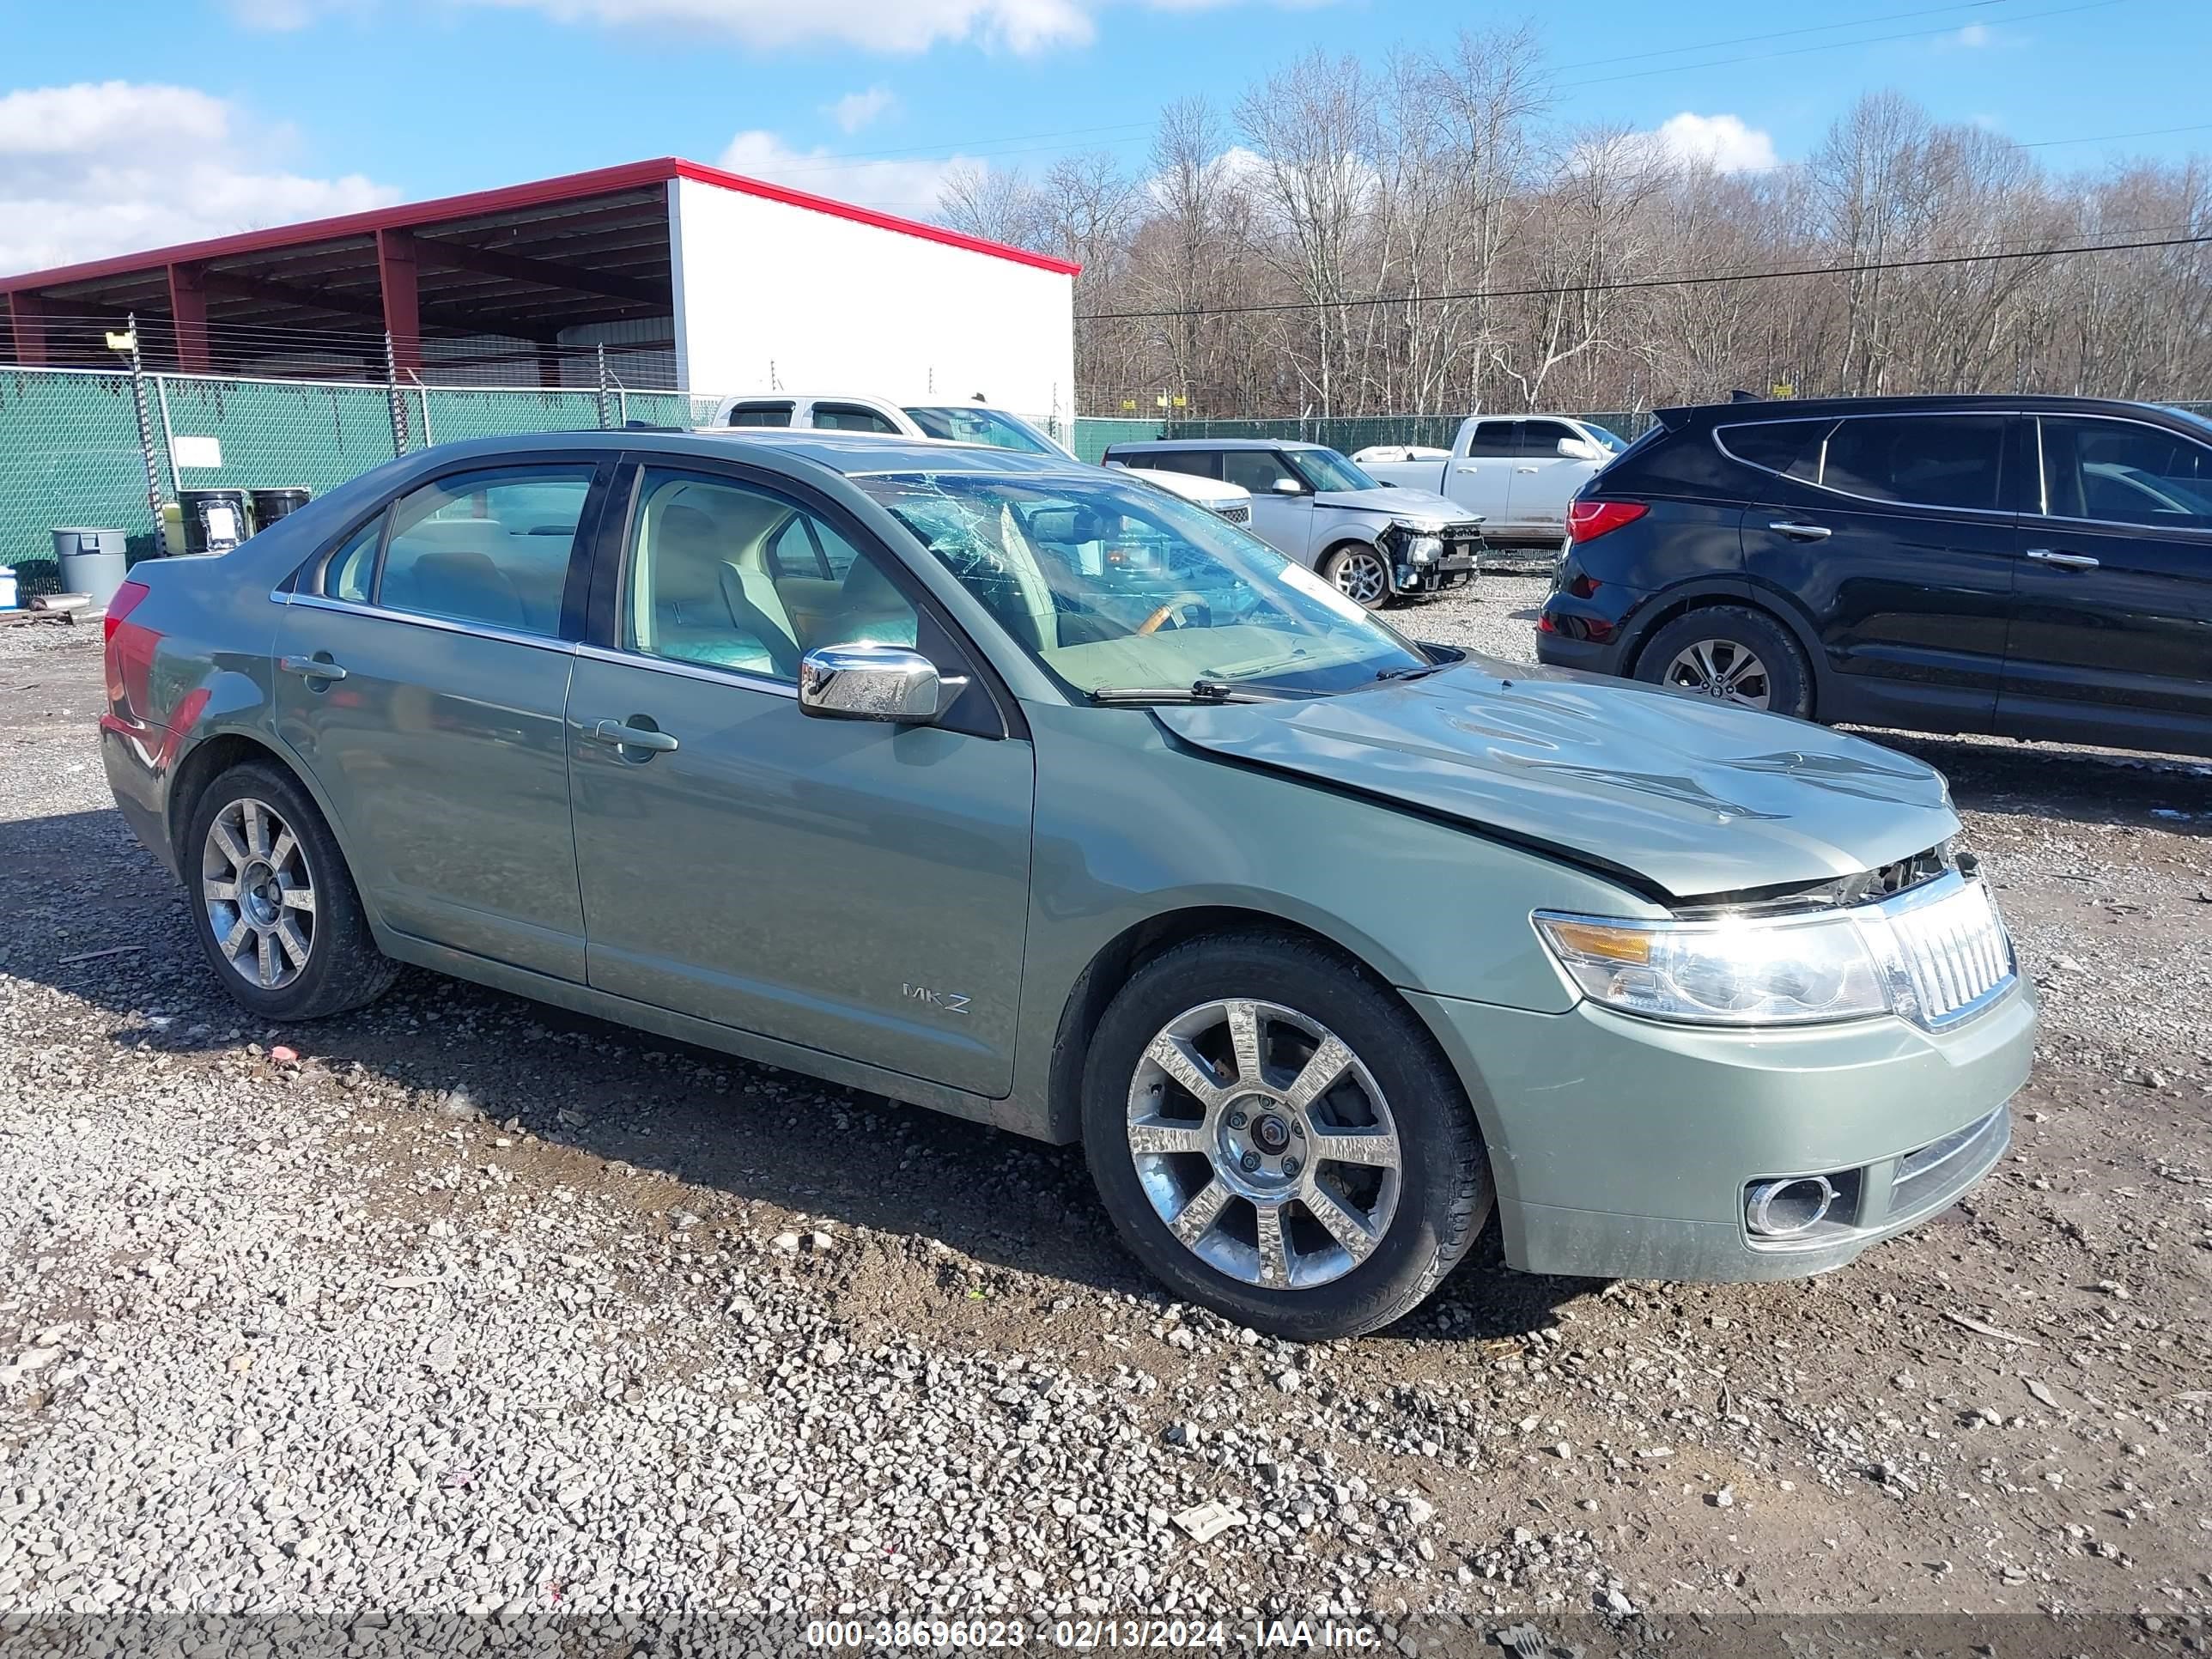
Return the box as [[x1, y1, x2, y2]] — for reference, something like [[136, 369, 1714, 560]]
[[1567, 500, 1649, 544], [104, 580, 155, 713]]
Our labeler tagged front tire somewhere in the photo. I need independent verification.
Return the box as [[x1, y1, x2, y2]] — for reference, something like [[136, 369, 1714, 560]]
[[1082, 933, 1492, 1340], [185, 761, 398, 1021], [1321, 544, 1394, 611]]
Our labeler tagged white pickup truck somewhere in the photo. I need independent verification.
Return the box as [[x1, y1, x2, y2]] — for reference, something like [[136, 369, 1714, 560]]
[[1355, 415, 1631, 548]]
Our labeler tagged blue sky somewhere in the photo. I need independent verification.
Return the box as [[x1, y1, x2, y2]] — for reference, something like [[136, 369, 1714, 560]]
[[2, 0, 2206, 274]]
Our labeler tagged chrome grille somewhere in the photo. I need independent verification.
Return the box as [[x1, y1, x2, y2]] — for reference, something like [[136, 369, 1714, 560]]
[[1860, 873, 2014, 1030], [1216, 503, 1252, 525]]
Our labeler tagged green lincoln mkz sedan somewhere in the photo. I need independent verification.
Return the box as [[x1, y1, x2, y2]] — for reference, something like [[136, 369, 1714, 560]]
[[100, 429, 2036, 1338]]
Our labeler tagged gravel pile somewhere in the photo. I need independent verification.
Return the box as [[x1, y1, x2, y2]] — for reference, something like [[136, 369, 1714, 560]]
[[1, 619, 2206, 1632]]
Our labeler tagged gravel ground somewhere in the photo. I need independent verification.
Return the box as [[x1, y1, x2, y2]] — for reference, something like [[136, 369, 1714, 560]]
[[1, 605, 2208, 1640]]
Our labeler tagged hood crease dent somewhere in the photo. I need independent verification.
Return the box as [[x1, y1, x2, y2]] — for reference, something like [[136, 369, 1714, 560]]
[[1155, 659, 1960, 901]]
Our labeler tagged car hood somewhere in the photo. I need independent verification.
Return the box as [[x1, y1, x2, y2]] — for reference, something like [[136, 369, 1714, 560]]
[[1154, 658, 1959, 900], [1314, 485, 1481, 525]]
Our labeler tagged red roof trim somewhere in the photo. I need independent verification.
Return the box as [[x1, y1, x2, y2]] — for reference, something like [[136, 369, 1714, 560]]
[[0, 155, 1079, 294], [668, 159, 1078, 276]]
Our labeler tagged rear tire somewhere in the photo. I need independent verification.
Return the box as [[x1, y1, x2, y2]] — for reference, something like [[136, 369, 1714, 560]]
[[183, 761, 398, 1022], [1634, 605, 1814, 719], [1082, 932, 1492, 1340], [1321, 544, 1394, 611]]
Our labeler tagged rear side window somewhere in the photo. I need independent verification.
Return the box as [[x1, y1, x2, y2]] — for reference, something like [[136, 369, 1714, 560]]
[[1136, 451, 1221, 482], [726, 402, 793, 428], [2039, 416, 2212, 528], [1716, 419, 1832, 482], [320, 514, 384, 604], [1821, 416, 2007, 511], [374, 466, 595, 637], [1464, 422, 1518, 458], [811, 402, 901, 434]]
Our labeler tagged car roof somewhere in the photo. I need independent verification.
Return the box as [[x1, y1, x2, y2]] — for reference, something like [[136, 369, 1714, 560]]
[[388, 428, 1103, 483], [1659, 392, 2197, 426], [1103, 437, 1325, 453]]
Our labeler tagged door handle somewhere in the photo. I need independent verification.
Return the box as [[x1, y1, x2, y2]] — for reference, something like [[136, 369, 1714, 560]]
[[1514, 466, 1540, 475], [277, 654, 347, 681], [586, 719, 679, 754], [1452, 465, 1479, 473], [2024, 548, 2101, 570], [1767, 521, 1832, 541]]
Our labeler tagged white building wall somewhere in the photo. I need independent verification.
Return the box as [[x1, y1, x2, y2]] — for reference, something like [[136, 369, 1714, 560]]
[[668, 175, 1076, 430]]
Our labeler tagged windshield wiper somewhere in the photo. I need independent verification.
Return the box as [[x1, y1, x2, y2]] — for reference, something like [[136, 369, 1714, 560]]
[[1375, 661, 1450, 684], [1089, 679, 1274, 706]]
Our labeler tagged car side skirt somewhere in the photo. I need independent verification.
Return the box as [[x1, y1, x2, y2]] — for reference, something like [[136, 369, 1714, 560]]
[[373, 927, 1045, 1140]]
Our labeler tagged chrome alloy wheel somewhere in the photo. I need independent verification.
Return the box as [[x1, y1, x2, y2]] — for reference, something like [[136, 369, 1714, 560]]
[[1329, 549, 1390, 608], [201, 796, 317, 990], [1126, 999, 1402, 1291], [1662, 639, 1772, 709]]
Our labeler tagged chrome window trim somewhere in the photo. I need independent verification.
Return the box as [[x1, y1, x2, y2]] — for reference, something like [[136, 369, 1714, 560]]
[[573, 641, 799, 700], [1712, 409, 2020, 520], [2027, 410, 2212, 530], [276, 589, 576, 654]]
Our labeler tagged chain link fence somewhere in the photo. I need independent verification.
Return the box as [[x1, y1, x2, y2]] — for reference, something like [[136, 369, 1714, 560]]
[[8, 365, 2208, 593]]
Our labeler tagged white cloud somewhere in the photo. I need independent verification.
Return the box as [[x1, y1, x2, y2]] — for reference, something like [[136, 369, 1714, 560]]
[[1646, 112, 1779, 175], [1954, 21, 1992, 46], [717, 129, 982, 216], [0, 82, 397, 276], [824, 86, 897, 135], [462, 0, 1095, 52]]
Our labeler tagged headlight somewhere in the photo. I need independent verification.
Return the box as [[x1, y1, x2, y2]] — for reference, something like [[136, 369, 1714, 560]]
[[1405, 534, 1443, 562], [1534, 909, 1888, 1026]]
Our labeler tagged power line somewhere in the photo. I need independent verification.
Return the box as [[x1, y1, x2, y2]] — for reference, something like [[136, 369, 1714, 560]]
[[1078, 230, 2212, 322], [2020, 120, 2212, 149], [1554, 0, 2009, 70]]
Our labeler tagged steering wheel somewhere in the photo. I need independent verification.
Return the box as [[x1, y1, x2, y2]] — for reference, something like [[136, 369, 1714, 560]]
[[1134, 592, 1211, 636]]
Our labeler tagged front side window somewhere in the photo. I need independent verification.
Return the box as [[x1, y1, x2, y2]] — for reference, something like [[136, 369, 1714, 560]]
[[623, 469, 920, 682], [853, 469, 1426, 697], [902, 405, 1060, 455], [810, 402, 902, 434], [1220, 450, 1299, 494], [374, 465, 593, 636], [1817, 416, 2008, 511], [727, 402, 793, 428], [2040, 417, 2212, 528], [1283, 448, 1382, 492], [1519, 420, 1578, 455]]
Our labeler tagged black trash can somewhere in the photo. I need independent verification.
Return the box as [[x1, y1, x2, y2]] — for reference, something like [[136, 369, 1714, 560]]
[[250, 487, 311, 531], [179, 488, 249, 554]]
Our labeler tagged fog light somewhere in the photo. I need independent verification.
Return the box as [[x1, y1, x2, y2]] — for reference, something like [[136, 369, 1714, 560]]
[[1745, 1175, 1837, 1237]]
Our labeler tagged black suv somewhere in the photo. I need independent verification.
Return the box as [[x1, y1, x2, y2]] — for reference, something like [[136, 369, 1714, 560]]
[[1535, 394, 2212, 757]]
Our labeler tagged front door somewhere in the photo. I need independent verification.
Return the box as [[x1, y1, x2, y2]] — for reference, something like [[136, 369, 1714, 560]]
[[1727, 410, 2021, 733], [2000, 412, 2212, 753], [1504, 418, 1590, 537], [566, 464, 1036, 1097], [1218, 449, 1316, 565], [272, 459, 605, 981]]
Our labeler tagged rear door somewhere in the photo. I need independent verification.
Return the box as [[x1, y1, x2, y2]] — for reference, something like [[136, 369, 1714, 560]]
[[564, 459, 1036, 1097], [1503, 418, 1589, 535], [1445, 419, 1518, 523], [2000, 412, 2212, 752], [1727, 411, 2021, 733], [273, 457, 609, 981]]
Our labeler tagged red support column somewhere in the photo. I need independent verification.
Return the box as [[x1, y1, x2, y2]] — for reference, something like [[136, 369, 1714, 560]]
[[167, 264, 210, 371], [538, 343, 564, 388], [376, 228, 420, 374], [8, 290, 48, 364]]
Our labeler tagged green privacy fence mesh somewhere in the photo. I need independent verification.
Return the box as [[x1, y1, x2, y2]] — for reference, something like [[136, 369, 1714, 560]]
[[1, 369, 168, 582]]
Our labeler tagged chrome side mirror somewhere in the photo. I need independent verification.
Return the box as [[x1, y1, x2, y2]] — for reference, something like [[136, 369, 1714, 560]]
[[1271, 477, 1306, 495], [798, 643, 963, 723], [1558, 437, 1601, 462]]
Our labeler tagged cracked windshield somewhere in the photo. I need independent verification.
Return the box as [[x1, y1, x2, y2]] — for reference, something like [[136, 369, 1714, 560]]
[[854, 470, 1427, 695]]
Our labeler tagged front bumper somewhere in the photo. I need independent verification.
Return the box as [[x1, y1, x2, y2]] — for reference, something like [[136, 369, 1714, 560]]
[[1406, 981, 2036, 1281]]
